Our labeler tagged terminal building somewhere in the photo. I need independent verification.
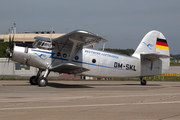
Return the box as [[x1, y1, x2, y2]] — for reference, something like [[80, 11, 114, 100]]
[[0, 31, 64, 47]]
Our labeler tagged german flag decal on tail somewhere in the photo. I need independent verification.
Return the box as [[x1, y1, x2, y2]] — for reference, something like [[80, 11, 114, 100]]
[[156, 38, 169, 50]]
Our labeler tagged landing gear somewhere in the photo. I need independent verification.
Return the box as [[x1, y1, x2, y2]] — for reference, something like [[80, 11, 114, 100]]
[[140, 78, 147, 85], [29, 68, 50, 87], [38, 77, 48, 87], [29, 76, 37, 85]]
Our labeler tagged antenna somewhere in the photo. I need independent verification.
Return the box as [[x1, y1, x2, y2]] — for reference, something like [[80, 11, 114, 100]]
[[50, 28, 53, 48], [11, 26, 13, 34], [14, 22, 16, 34], [50, 28, 53, 41], [8, 28, 11, 34], [102, 43, 105, 51]]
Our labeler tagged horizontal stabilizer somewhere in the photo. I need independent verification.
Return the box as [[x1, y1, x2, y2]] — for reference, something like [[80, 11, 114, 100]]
[[141, 52, 171, 59], [50, 63, 89, 74]]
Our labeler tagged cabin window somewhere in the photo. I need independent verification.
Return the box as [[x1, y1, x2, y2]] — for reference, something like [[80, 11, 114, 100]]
[[75, 56, 79, 60], [63, 53, 67, 58], [57, 52, 61, 57], [92, 59, 96, 63]]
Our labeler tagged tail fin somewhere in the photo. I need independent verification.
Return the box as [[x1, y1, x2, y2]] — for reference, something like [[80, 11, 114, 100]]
[[132, 30, 170, 76], [132, 30, 169, 58]]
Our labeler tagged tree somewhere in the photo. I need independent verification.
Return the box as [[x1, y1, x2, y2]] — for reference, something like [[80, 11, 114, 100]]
[[0, 42, 9, 58]]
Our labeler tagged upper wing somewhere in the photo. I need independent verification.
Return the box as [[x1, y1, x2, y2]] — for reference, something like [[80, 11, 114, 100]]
[[52, 30, 107, 47]]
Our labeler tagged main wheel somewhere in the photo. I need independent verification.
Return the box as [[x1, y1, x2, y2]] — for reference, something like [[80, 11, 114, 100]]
[[29, 76, 37, 85], [141, 80, 147, 85], [38, 77, 48, 87]]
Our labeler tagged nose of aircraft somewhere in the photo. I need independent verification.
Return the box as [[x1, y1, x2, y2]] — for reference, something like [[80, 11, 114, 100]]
[[11, 45, 30, 64]]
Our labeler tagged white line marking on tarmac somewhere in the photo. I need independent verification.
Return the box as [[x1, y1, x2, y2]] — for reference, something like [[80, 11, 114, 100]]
[[0, 101, 180, 111], [0, 93, 179, 103]]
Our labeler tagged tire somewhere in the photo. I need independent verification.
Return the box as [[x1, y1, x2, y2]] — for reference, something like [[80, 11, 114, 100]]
[[29, 76, 37, 85], [38, 77, 48, 87], [141, 80, 147, 85]]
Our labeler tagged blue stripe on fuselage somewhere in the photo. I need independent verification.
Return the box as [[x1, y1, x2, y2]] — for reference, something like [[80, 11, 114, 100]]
[[31, 50, 131, 71], [32, 50, 52, 54], [72, 60, 128, 71]]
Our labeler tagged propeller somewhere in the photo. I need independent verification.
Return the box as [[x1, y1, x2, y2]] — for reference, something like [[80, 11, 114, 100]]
[[6, 33, 14, 62], [10, 34, 14, 52]]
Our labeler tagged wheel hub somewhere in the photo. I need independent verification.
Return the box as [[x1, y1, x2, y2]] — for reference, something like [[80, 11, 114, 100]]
[[40, 79, 46, 85]]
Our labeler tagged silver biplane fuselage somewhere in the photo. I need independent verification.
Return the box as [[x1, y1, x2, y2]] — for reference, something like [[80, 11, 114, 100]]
[[12, 46, 140, 78], [8, 30, 170, 86]]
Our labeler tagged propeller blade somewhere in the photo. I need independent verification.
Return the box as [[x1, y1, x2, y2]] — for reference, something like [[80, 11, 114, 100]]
[[50, 27, 53, 42], [7, 33, 14, 61], [5, 48, 10, 63], [11, 34, 14, 51], [9, 35, 11, 49], [4, 55, 8, 67], [12, 34, 14, 43], [8, 54, 10, 63]]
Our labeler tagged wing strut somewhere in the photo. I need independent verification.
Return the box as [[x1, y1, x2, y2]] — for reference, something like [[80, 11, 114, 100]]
[[68, 38, 83, 62]]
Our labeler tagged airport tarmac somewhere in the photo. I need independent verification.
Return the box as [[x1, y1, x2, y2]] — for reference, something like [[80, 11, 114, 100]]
[[0, 80, 180, 120]]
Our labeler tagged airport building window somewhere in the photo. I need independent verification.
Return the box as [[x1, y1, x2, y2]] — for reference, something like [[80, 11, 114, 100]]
[[24, 67, 30, 70], [15, 63, 30, 70], [15, 63, 21, 70], [0, 39, 4, 42]]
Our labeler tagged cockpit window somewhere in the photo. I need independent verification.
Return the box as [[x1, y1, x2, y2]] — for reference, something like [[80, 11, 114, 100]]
[[32, 40, 54, 50]]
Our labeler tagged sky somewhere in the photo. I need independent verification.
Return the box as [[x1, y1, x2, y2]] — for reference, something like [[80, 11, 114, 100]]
[[0, 0, 180, 54]]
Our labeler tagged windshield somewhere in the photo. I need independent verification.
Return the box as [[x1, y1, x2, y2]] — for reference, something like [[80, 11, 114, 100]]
[[32, 40, 53, 50]]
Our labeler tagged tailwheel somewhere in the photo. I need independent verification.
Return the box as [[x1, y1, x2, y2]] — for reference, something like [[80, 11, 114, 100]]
[[29, 76, 38, 85], [38, 77, 48, 87], [140, 79, 147, 85]]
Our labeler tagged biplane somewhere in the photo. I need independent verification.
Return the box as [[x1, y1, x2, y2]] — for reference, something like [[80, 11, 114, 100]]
[[6, 30, 170, 86]]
